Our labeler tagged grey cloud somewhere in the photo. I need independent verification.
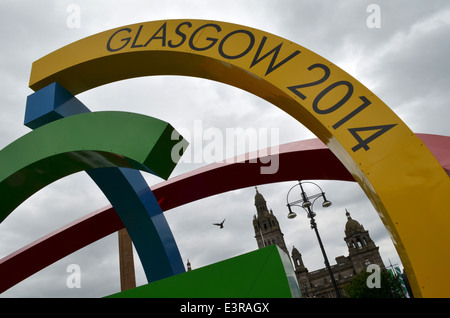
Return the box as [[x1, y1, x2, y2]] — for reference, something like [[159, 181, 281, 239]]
[[0, 0, 447, 297]]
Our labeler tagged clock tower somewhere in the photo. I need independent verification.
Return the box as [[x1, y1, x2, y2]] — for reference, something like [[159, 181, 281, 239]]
[[252, 187, 289, 255]]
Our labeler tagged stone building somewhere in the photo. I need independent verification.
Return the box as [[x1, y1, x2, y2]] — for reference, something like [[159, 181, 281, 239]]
[[253, 187, 289, 256], [252, 188, 385, 298]]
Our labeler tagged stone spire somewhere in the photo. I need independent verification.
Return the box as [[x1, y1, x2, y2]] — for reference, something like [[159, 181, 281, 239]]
[[252, 187, 289, 255]]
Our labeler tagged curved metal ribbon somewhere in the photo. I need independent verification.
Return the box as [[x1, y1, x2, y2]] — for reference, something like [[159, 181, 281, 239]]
[[2, 134, 447, 293], [1, 101, 187, 284]]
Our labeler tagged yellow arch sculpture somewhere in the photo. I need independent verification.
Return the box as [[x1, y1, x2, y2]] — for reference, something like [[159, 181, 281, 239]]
[[28, 19, 450, 297]]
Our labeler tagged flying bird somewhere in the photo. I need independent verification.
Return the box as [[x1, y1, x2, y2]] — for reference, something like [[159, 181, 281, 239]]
[[213, 219, 226, 229]]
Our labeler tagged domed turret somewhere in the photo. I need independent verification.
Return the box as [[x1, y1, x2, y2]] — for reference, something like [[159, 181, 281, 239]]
[[343, 209, 377, 259], [345, 209, 365, 235]]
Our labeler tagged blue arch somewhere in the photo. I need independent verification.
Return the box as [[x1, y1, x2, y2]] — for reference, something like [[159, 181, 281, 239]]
[[24, 82, 185, 283]]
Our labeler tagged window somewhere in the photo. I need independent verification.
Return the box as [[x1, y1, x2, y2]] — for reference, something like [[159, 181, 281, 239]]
[[356, 238, 363, 248]]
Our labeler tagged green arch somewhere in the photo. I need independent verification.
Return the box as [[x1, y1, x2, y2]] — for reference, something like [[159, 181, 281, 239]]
[[0, 111, 187, 221]]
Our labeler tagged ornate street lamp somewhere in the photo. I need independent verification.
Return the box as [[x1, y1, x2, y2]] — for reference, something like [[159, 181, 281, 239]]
[[286, 181, 341, 298]]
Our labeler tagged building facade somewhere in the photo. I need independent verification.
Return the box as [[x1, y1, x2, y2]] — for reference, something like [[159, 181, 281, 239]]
[[252, 188, 385, 298]]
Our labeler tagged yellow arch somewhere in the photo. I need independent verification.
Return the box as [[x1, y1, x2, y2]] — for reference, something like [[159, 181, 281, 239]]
[[29, 19, 450, 297]]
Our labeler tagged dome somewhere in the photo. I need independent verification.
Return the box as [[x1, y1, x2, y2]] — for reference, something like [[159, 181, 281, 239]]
[[345, 210, 364, 235]]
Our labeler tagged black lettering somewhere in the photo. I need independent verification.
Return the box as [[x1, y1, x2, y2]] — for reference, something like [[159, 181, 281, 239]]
[[313, 81, 353, 114], [349, 124, 397, 152], [287, 63, 330, 100], [168, 21, 192, 48], [144, 22, 167, 47], [189, 23, 221, 51], [250, 36, 301, 76], [131, 24, 145, 48], [218, 30, 255, 59], [332, 96, 371, 129], [106, 28, 132, 52]]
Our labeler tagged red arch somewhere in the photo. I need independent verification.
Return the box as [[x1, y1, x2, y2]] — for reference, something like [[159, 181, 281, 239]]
[[1, 134, 448, 293]]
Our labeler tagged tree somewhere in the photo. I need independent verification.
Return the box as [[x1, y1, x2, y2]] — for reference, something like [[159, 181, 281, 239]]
[[344, 269, 404, 298]]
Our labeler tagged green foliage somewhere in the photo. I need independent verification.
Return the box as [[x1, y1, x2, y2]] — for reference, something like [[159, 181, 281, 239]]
[[344, 269, 404, 298]]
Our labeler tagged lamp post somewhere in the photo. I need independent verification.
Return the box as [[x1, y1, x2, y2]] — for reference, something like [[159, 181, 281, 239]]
[[286, 181, 341, 298]]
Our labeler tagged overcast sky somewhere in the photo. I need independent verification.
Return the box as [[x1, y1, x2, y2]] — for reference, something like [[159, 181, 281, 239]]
[[0, 0, 449, 298]]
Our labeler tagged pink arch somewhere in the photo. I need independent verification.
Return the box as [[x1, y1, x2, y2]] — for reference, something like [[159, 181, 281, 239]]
[[1, 134, 448, 293]]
